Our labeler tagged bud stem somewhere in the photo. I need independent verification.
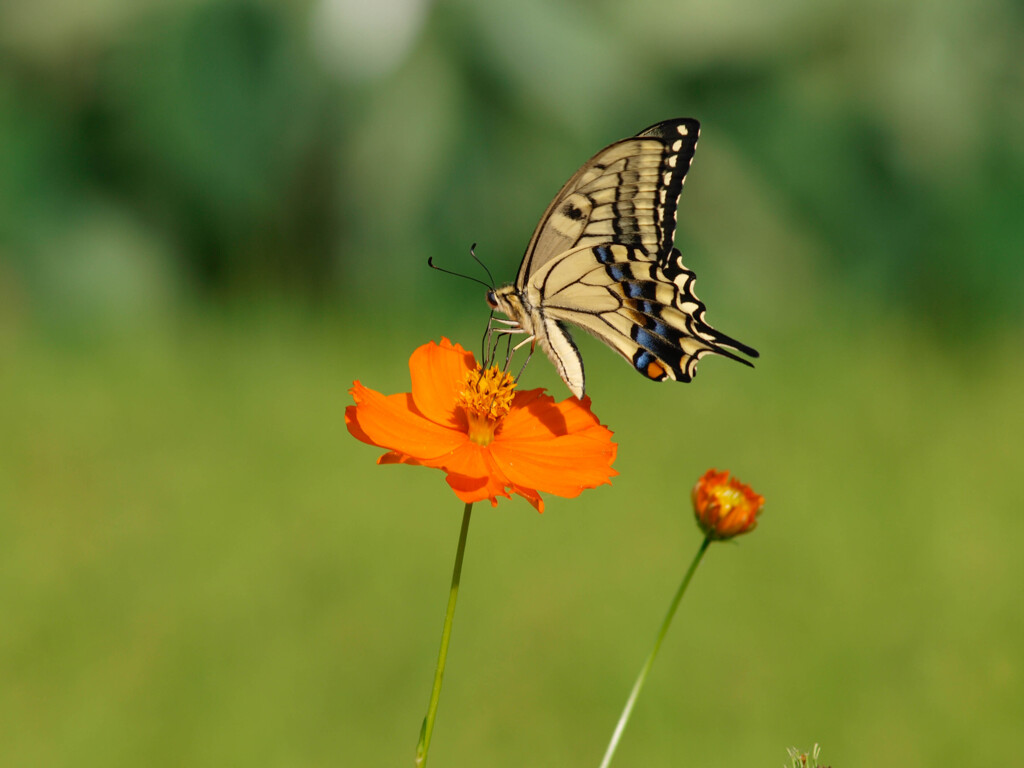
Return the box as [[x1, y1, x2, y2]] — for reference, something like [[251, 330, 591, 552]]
[[598, 534, 712, 768]]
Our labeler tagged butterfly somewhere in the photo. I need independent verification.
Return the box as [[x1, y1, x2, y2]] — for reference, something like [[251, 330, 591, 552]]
[[486, 118, 758, 399]]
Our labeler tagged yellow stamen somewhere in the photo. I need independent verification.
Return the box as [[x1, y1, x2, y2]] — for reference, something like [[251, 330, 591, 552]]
[[713, 485, 746, 514], [456, 365, 517, 445]]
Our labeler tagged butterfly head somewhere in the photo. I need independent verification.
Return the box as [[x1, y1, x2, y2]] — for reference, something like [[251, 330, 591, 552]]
[[487, 284, 531, 330]]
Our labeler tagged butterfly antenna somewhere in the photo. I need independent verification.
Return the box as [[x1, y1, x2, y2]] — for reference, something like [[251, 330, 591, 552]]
[[468, 243, 496, 288], [427, 256, 493, 290]]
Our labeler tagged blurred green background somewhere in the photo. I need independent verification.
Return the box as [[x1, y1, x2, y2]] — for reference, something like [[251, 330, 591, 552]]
[[2, 0, 1022, 766]]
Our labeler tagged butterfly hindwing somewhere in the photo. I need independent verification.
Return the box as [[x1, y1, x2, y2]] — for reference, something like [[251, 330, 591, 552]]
[[522, 244, 755, 386]]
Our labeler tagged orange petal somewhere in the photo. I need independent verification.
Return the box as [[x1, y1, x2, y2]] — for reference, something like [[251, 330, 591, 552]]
[[376, 448, 517, 506], [445, 471, 513, 507], [345, 404, 376, 446], [421, 443, 545, 511], [479, 449, 546, 512], [409, 338, 475, 430], [442, 450, 546, 512], [378, 451, 420, 465], [347, 382, 467, 460], [438, 443, 515, 505], [489, 394, 617, 498], [506, 481, 544, 513], [490, 433, 617, 498], [498, 393, 605, 442]]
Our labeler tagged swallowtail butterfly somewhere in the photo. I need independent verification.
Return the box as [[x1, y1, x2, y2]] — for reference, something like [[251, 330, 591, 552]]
[[487, 118, 758, 398]]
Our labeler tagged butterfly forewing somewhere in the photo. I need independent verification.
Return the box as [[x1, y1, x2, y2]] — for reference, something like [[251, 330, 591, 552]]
[[516, 118, 700, 286]]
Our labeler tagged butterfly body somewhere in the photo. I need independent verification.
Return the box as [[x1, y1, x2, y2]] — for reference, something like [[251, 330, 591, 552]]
[[488, 118, 757, 399]]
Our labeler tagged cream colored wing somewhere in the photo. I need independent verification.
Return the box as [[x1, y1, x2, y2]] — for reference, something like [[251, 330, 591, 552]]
[[522, 243, 757, 395], [516, 118, 700, 288]]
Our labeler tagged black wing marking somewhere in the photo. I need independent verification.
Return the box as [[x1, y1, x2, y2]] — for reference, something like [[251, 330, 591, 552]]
[[526, 244, 757, 386]]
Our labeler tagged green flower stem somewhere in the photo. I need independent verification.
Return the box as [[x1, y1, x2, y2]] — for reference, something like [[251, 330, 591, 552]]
[[598, 534, 712, 768], [415, 502, 474, 768]]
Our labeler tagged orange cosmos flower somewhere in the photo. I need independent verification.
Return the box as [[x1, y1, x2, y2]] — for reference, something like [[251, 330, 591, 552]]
[[692, 469, 764, 540], [346, 338, 617, 512]]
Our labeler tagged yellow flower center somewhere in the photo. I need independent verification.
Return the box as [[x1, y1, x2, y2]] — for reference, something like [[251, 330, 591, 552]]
[[712, 484, 746, 514], [456, 365, 517, 445]]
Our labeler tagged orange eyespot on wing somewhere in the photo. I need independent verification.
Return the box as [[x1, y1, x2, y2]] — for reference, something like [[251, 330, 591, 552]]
[[645, 360, 666, 380]]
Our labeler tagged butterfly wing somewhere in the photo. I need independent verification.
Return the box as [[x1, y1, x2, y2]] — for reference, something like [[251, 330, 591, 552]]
[[516, 118, 700, 287], [521, 243, 757, 391], [494, 118, 756, 398]]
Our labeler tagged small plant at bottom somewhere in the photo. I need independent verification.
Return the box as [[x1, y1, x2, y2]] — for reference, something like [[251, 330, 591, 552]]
[[786, 743, 829, 768]]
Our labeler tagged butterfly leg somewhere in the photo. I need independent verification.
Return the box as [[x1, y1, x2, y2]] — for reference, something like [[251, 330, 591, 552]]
[[510, 334, 536, 353], [483, 315, 526, 370], [491, 327, 535, 376], [491, 326, 528, 367], [513, 341, 535, 383]]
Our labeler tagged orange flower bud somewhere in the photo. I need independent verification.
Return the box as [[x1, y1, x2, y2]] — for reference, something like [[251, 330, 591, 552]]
[[692, 469, 764, 540]]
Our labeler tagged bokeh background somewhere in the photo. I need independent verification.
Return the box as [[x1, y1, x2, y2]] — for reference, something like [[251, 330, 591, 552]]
[[2, 0, 1022, 765]]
